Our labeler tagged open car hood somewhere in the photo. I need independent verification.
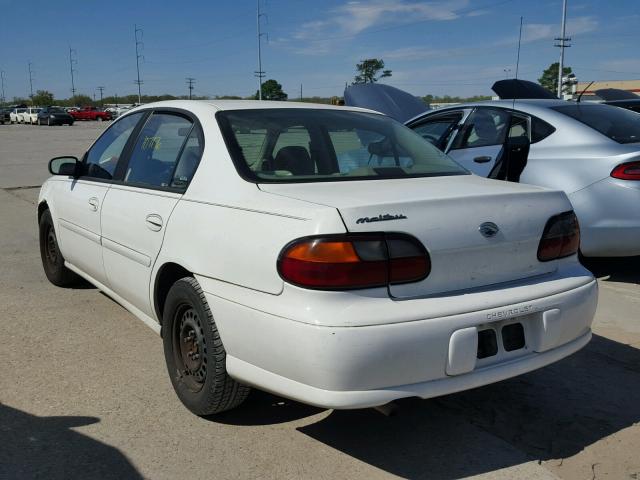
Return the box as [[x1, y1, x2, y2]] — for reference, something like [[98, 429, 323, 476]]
[[595, 88, 639, 101], [344, 83, 429, 123], [491, 79, 557, 100]]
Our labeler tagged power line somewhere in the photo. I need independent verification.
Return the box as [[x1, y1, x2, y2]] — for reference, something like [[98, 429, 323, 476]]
[[186, 77, 195, 99], [0, 70, 5, 104], [69, 47, 78, 98], [255, 0, 267, 100], [134, 24, 144, 103], [97, 86, 105, 106], [27, 62, 34, 102], [555, 0, 571, 97]]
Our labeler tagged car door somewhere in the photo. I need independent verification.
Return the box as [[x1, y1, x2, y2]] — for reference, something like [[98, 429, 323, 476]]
[[446, 107, 512, 177], [52, 111, 147, 284], [100, 110, 203, 318]]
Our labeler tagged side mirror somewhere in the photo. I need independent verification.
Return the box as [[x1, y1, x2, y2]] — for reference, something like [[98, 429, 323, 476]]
[[49, 156, 80, 176]]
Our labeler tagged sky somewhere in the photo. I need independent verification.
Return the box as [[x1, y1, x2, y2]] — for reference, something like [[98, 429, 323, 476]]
[[0, 0, 638, 101]]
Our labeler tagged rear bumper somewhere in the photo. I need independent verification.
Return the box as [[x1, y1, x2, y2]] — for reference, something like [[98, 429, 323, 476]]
[[201, 272, 598, 409], [570, 177, 640, 257]]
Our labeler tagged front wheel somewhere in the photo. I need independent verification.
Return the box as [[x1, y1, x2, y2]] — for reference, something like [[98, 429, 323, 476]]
[[39, 210, 79, 286], [162, 277, 250, 416]]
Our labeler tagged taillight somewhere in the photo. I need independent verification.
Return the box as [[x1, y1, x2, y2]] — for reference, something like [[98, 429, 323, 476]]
[[278, 233, 430, 290], [611, 161, 640, 180], [537, 211, 580, 262]]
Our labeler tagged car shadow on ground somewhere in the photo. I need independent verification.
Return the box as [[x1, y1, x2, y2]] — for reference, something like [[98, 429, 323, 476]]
[[0, 403, 143, 479], [581, 255, 640, 284], [216, 334, 639, 479]]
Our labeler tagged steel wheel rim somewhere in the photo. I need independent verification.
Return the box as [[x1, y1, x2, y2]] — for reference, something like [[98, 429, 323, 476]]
[[45, 226, 58, 265], [172, 305, 207, 392]]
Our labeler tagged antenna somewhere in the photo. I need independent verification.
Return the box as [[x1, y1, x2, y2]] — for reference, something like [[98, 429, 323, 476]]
[[255, 0, 267, 100], [576, 80, 594, 103], [134, 24, 144, 104], [69, 47, 78, 98], [186, 77, 195, 100], [512, 16, 523, 111], [555, 0, 571, 98]]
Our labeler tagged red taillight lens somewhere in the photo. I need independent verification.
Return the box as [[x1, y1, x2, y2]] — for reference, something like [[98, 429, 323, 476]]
[[537, 211, 580, 262], [278, 233, 430, 290], [611, 161, 640, 180]]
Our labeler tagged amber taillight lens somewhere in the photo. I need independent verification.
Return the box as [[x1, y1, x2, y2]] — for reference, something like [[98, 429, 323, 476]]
[[278, 233, 430, 290], [537, 211, 580, 262]]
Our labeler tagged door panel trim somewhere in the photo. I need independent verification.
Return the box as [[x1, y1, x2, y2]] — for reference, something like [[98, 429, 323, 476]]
[[59, 218, 101, 245], [102, 237, 152, 267]]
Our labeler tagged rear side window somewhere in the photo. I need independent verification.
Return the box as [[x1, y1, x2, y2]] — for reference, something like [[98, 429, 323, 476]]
[[531, 117, 556, 143], [552, 104, 640, 144], [124, 112, 194, 189]]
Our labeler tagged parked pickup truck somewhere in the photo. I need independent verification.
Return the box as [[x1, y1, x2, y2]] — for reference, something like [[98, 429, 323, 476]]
[[69, 106, 112, 121]]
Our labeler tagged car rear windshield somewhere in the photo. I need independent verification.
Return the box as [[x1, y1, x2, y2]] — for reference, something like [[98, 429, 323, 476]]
[[551, 104, 640, 144], [216, 109, 468, 183]]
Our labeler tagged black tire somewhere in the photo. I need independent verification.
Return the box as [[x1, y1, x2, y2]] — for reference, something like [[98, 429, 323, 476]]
[[38, 209, 79, 286], [162, 277, 250, 416]]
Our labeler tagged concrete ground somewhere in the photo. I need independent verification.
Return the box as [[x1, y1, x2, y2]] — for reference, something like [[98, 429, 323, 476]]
[[0, 122, 638, 480]]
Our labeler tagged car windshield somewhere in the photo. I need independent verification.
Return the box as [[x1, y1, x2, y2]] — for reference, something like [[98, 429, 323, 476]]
[[217, 109, 468, 183], [552, 103, 640, 144], [49, 108, 65, 113]]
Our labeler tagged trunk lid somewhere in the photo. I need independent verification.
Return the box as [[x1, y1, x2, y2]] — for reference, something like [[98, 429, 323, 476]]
[[260, 175, 571, 298]]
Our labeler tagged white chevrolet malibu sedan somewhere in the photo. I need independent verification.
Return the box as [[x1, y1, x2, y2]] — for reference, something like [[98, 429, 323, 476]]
[[38, 100, 597, 416]]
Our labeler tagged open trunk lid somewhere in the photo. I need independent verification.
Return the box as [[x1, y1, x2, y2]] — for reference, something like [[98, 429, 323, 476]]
[[260, 176, 571, 298]]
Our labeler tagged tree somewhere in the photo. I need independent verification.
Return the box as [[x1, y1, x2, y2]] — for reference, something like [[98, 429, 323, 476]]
[[32, 90, 54, 106], [353, 58, 392, 84], [254, 79, 288, 101], [69, 94, 94, 107], [538, 62, 572, 96]]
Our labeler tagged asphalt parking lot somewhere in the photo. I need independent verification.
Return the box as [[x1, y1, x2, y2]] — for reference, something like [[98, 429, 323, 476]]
[[1, 122, 639, 480]]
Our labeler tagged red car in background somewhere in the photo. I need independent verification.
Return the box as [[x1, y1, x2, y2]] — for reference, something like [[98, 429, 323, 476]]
[[69, 106, 112, 122]]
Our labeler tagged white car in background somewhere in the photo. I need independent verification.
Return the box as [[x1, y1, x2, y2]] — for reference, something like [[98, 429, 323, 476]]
[[38, 101, 597, 416], [23, 107, 42, 124], [10, 107, 27, 123]]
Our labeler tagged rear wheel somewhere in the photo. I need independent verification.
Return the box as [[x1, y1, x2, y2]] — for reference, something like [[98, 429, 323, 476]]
[[162, 277, 250, 416], [39, 209, 79, 286]]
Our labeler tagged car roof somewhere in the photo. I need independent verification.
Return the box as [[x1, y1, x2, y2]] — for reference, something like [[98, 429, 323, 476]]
[[407, 99, 574, 123], [129, 99, 381, 115]]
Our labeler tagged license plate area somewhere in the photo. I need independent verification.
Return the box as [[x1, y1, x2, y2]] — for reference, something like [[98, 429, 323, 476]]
[[476, 314, 534, 367]]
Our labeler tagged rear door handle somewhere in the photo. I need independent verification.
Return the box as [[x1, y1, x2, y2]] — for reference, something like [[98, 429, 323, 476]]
[[474, 156, 492, 163], [88, 197, 99, 211], [145, 214, 163, 232]]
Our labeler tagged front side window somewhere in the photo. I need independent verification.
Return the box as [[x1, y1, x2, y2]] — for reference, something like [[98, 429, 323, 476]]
[[551, 104, 640, 144], [124, 112, 194, 188], [217, 109, 467, 183], [452, 108, 510, 149], [411, 113, 462, 150], [84, 112, 145, 180]]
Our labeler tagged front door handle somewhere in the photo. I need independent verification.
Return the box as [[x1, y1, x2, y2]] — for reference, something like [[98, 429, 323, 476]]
[[88, 197, 99, 211], [145, 214, 163, 232], [474, 156, 492, 163]]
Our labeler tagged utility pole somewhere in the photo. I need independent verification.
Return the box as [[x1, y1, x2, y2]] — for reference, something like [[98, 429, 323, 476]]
[[114, 93, 118, 106], [27, 62, 34, 103], [186, 77, 195, 100], [0, 70, 6, 104], [69, 47, 77, 99], [255, 0, 267, 100], [134, 24, 144, 104], [555, 0, 571, 98], [300, 83, 303, 101], [97, 86, 105, 106]]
